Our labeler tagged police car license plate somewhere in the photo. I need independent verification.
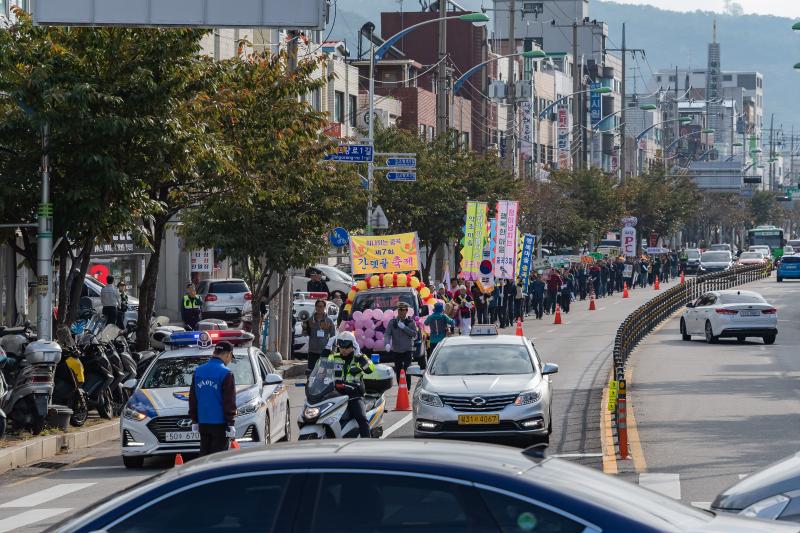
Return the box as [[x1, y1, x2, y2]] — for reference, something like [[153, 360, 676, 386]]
[[457, 414, 500, 425], [225, 307, 238, 314], [165, 431, 200, 442]]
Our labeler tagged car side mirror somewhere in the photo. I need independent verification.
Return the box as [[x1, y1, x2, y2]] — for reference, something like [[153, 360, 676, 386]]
[[542, 363, 559, 376], [406, 365, 423, 377], [123, 378, 138, 389], [264, 373, 283, 386]]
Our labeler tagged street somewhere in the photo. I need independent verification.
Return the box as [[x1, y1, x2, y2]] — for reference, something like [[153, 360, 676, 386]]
[[628, 275, 800, 507]]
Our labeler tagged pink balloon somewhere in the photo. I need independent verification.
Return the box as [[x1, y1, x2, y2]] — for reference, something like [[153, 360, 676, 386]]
[[373, 309, 384, 321], [352, 311, 363, 321], [365, 328, 375, 340], [407, 308, 415, 317], [375, 331, 384, 342], [363, 337, 375, 350], [363, 309, 374, 320]]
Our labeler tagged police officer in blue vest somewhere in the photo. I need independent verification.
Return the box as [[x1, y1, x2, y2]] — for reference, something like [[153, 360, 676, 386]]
[[188, 341, 237, 456]]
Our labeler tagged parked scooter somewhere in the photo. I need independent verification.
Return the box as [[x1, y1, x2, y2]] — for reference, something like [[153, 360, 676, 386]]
[[0, 346, 8, 439], [297, 357, 392, 439], [75, 314, 114, 419], [53, 327, 89, 427]]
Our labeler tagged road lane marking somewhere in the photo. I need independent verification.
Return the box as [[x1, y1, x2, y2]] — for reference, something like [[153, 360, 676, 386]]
[[613, 301, 622, 305], [381, 414, 413, 439], [639, 473, 681, 500], [550, 453, 604, 458], [739, 473, 748, 479], [0, 483, 95, 508], [0, 508, 73, 532]]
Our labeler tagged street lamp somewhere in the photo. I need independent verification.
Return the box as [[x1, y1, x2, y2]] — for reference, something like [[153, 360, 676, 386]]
[[374, 12, 490, 61], [634, 116, 692, 175], [453, 50, 564, 95], [538, 85, 611, 120], [793, 22, 800, 31]]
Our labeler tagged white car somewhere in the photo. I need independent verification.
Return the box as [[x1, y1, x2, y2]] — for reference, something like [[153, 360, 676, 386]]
[[120, 329, 290, 468], [292, 264, 354, 300], [680, 290, 778, 345], [292, 298, 339, 356]]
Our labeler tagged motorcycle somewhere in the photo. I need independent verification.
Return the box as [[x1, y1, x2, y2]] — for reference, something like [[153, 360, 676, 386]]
[[0, 346, 8, 438], [53, 327, 89, 427], [75, 315, 114, 419], [135, 316, 180, 377], [297, 357, 392, 440]]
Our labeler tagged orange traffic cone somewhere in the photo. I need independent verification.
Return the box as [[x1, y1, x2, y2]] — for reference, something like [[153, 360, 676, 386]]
[[230, 439, 240, 450], [623, 282, 629, 299], [680, 271, 685, 284], [515, 319, 523, 336], [553, 304, 562, 325], [174, 453, 184, 466], [654, 275, 661, 290], [589, 294, 596, 311], [394, 370, 411, 411]]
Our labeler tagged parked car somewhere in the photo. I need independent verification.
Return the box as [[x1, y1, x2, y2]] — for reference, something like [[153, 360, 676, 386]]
[[713, 450, 800, 522], [680, 289, 778, 345], [291, 264, 353, 300], [777, 254, 800, 282], [53, 440, 795, 533], [82, 276, 139, 327], [698, 250, 734, 274], [195, 278, 251, 325]]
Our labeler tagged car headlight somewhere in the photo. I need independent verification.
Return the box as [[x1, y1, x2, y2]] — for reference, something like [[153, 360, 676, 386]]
[[514, 389, 542, 406], [740, 494, 790, 520], [416, 388, 443, 407], [236, 397, 261, 417], [122, 405, 147, 421]]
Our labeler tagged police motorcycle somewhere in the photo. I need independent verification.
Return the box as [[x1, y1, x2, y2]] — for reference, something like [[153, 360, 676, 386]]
[[297, 355, 393, 440], [134, 316, 183, 376]]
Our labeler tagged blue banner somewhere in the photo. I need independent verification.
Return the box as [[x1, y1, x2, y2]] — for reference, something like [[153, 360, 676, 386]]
[[519, 234, 537, 293], [590, 82, 602, 126]]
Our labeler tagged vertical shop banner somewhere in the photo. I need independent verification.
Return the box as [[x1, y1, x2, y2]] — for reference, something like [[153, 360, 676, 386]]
[[520, 100, 533, 160], [519, 234, 537, 292], [190, 248, 214, 273], [557, 106, 571, 170], [493, 200, 519, 280], [461, 201, 488, 281], [621, 226, 637, 257], [590, 82, 603, 127]]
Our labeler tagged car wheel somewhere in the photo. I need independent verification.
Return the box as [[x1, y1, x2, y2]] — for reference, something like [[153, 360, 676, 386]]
[[122, 456, 144, 469], [680, 319, 691, 341], [547, 412, 553, 436], [763, 334, 776, 345], [279, 403, 291, 442], [263, 413, 272, 445], [704, 321, 718, 344]]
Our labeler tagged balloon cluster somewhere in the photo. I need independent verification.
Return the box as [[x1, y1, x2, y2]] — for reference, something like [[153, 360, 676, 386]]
[[339, 308, 427, 351], [343, 272, 436, 314]]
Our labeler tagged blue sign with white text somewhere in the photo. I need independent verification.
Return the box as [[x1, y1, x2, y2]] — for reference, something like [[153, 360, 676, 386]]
[[590, 82, 603, 126], [387, 157, 416, 168], [386, 172, 416, 182], [329, 227, 350, 248], [324, 144, 374, 162]]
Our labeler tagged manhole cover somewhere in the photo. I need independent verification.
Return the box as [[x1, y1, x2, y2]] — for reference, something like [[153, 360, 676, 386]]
[[29, 461, 68, 470]]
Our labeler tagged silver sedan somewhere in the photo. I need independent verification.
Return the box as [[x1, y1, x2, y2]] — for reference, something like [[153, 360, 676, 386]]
[[407, 331, 558, 444]]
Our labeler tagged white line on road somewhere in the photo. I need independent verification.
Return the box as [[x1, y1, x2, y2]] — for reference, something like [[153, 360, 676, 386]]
[[0, 483, 95, 508], [546, 329, 555, 333], [381, 413, 413, 439], [639, 473, 681, 500], [0, 508, 73, 532], [550, 453, 604, 459], [613, 301, 622, 305], [739, 473, 748, 479]]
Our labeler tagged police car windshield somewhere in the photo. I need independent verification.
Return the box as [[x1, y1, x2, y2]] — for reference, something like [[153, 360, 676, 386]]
[[429, 345, 534, 376], [142, 355, 255, 388]]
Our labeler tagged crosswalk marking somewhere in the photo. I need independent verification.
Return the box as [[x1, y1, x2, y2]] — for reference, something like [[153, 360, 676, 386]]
[[0, 483, 95, 508], [638, 473, 681, 500], [0, 508, 73, 532]]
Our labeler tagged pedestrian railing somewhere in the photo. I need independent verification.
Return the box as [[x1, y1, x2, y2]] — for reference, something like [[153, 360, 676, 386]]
[[610, 263, 771, 459]]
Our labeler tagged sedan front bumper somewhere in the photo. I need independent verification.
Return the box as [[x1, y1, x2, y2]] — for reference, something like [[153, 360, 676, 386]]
[[412, 398, 549, 440]]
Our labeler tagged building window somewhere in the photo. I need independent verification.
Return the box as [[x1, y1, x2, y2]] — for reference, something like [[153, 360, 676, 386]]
[[461, 132, 470, 149], [348, 94, 357, 127], [334, 91, 345, 124], [312, 88, 321, 112], [723, 74, 733, 82], [419, 124, 427, 140], [656, 76, 662, 83]]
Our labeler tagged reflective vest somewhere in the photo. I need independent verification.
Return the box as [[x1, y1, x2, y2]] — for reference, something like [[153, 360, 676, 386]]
[[183, 294, 202, 310], [327, 352, 375, 385]]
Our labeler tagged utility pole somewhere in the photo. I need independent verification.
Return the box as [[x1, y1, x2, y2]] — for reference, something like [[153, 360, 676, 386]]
[[503, 0, 517, 174], [436, 0, 448, 139], [37, 123, 52, 341], [769, 113, 775, 190], [619, 22, 626, 182], [572, 21, 580, 170], [367, 34, 376, 236]]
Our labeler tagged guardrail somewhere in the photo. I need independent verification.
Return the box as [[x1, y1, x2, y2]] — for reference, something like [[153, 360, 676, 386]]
[[611, 263, 771, 458]]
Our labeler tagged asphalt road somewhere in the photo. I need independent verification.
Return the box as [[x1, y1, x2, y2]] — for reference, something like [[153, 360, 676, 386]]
[[0, 278, 674, 532], [630, 275, 800, 508]]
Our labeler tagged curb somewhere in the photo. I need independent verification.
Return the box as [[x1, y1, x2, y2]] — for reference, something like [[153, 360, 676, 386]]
[[0, 420, 119, 476]]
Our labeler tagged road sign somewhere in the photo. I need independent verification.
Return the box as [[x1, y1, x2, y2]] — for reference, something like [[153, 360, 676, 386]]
[[387, 157, 416, 168], [329, 227, 350, 248], [324, 144, 374, 162], [386, 172, 416, 182], [608, 380, 618, 412], [370, 206, 389, 230]]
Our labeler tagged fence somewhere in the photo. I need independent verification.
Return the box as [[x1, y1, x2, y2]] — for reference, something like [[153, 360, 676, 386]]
[[610, 264, 771, 458]]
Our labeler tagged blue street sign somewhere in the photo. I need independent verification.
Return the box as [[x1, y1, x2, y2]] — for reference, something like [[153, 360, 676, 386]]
[[386, 171, 416, 182], [590, 82, 603, 126], [387, 157, 416, 168], [324, 144, 374, 162], [329, 227, 350, 247]]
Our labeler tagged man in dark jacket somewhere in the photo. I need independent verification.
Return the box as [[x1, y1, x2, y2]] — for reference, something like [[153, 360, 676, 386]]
[[503, 279, 517, 326], [306, 268, 330, 296], [189, 341, 237, 456], [530, 274, 546, 320], [545, 270, 562, 314]]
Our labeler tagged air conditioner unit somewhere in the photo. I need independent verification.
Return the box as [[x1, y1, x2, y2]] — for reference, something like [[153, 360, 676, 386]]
[[357, 108, 389, 130], [489, 80, 508, 100]]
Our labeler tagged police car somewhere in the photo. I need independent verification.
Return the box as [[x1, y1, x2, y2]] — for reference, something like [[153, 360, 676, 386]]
[[120, 329, 290, 468]]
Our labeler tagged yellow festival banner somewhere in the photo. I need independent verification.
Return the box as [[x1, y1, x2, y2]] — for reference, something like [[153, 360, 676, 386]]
[[350, 232, 421, 275], [460, 201, 488, 281]]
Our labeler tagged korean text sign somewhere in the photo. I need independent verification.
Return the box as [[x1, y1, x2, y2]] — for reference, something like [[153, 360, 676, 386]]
[[461, 201, 488, 281], [519, 234, 537, 292], [350, 233, 420, 275], [494, 200, 519, 279]]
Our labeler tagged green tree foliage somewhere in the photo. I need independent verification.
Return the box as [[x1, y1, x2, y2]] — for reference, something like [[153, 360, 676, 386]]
[[181, 51, 361, 334], [748, 190, 775, 226]]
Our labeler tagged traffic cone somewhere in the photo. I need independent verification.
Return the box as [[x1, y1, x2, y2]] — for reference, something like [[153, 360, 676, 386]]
[[230, 439, 240, 450], [553, 304, 562, 325], [623, 282, 629, 299], [174, 453, 184, 466], [515, 319, 523, 336], [589, 294, 596, 311], [394, 370, 411, 411], [680, 270, 685, 284], [654, 275, 661, 290]]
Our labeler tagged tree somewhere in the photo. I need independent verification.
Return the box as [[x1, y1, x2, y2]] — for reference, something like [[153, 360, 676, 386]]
[[517, 180, 592, 250], [749, 190, 775, 226], [181, 51, 361, 336]]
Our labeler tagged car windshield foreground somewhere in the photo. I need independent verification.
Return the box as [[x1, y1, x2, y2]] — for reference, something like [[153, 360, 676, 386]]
[[142, 354, 255, 388], [428, 345, 535, 376]]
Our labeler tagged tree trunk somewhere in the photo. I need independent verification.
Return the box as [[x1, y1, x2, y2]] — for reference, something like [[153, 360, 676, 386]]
[[422, 241, 440, 285], [135, 218, 166, 351], [65, 236, 94, 325], [56, 244, 69, 326]]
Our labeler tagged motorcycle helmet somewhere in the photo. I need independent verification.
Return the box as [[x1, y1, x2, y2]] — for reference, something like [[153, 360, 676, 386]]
[[336, 331, 357, 352]]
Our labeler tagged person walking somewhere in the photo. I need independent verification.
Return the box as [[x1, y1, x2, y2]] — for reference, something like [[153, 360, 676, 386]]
[[100, 275, 120, 326], [181, 283, 203, 330], [560, 271, 573, 314], [495, 280, 507, 327], [384, 302, 418, 388], [303, 299, 337, 374], [530, 273, 545, 320], [615, 257, 625, 293], [503, 279, 516, 325], [513, 278, 525, 322], [116, 281, 129, 329], [488, 285, 499, 325], [188, 341, 237, 456], [577, 265, 588, 301], [424, 302, 455, 359], [471, 284, 488, 324], [545, 269, 562, 314], [453, 285, 474, 335]]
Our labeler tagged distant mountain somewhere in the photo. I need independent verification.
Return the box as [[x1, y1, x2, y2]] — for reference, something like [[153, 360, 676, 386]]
[[332, 0, 798, 128]]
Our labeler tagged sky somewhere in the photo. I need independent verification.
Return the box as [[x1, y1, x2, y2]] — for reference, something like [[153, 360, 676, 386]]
[[609, 0, 800, 17]]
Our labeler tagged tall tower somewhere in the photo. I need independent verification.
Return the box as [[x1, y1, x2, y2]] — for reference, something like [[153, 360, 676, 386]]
[[706, 19, 722, 137]]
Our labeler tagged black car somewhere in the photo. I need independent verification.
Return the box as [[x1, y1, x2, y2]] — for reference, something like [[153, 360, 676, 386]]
[[682, 249, 702, 273], [713, 451, 800, 522], [51, 440, 793, 533]]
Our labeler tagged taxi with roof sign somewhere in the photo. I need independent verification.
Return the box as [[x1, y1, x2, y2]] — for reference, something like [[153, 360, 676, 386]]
[[120, 329, 290, 468]]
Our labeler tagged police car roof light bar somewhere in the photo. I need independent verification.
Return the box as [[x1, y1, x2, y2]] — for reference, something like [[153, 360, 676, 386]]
[[166, 329, 255, 348]]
